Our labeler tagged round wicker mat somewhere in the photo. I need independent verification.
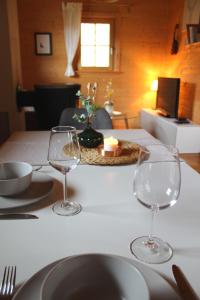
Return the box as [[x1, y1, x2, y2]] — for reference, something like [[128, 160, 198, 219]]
[[63, 140, 140, 165]]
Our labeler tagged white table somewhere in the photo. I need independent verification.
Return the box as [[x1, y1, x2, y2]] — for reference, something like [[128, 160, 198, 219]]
[[0, 129, 200, 298], [0, 129, 160, 165]]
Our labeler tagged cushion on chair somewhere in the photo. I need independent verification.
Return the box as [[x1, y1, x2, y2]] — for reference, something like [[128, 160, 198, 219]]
[[92, 108, 113, 129], [59, 108, 87, 129]]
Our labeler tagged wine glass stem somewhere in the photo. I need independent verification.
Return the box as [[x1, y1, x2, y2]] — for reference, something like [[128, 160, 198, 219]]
[[63, 172, 69, 206], [148, 207, 157, 244]]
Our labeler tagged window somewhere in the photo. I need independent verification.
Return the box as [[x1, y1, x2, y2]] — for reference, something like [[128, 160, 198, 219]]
[[80, 18, 114, 71]]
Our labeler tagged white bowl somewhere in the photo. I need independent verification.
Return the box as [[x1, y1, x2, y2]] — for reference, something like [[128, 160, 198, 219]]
[[0, 161, 33, 196], [41, 254, 150, 300]]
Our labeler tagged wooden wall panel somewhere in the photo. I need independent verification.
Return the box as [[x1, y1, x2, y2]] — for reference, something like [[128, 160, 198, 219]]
[[163, 0, 200, 124], [0, 0, 23, 134], [167, 55, 200, 123], [17, 0, 183, 126]]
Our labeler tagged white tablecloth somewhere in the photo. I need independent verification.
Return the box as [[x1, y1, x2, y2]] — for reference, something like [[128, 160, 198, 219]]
[[0, 130, 199, 298], [0, 129, 160, 165]]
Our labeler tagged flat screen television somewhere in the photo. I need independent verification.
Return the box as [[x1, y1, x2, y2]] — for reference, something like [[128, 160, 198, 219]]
[[156, 77, 180, 118]]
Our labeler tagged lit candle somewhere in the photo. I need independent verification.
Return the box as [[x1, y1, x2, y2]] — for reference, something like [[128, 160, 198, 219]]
[[104, 136, 118, 152]]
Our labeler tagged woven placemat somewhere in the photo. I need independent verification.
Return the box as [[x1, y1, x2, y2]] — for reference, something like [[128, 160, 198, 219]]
[[63, 140, 140, 165]]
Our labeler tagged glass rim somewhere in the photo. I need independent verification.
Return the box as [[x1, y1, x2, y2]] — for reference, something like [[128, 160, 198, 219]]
[[137, 143, 180, 164], [51, 126, 77, 133], [139, 143, 179, 154]]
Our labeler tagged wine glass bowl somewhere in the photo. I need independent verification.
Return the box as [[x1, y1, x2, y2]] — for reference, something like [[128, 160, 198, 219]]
[[48, 126, 81, 216], [130, 144, 181, 264]]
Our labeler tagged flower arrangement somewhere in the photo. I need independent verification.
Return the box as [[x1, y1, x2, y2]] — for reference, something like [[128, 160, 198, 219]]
[[104, 79, 114, 114], [74, 82, 104, 149], [105, 79, 114, 101], [74, 82, 98, 125]]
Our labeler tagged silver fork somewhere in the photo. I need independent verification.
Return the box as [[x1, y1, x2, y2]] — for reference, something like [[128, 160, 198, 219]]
[[0, 266, 16, 297]]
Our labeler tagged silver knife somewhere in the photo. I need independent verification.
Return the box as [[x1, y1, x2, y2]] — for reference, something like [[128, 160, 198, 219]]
[[0, 213, 38, 220]]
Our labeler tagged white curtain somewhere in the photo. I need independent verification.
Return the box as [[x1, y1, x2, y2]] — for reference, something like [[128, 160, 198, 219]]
[[62, 2, 82, 77]]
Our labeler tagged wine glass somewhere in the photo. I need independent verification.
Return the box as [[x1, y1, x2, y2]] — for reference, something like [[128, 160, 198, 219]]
[[130, 144, 181, 264], [48, 126, 82, 216]]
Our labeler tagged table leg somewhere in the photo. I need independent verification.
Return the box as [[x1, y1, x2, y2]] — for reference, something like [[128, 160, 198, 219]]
[[124, 117, 129, 129]]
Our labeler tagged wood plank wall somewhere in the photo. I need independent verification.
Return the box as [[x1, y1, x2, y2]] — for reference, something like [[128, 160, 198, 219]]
[[17, 0, 184, 128], [162, 0, 200, 124], [165, 37, 200, 124], [0, 0, 23, 134]]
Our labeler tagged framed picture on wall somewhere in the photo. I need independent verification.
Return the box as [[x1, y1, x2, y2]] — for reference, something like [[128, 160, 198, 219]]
[[186, 24, 200, 44], [35, 32, 52, 55]]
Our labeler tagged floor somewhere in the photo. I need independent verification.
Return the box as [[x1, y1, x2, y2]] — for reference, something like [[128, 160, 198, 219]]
[[180, 153, 200, 173]]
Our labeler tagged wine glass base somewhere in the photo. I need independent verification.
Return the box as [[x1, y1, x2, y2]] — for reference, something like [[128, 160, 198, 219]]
[[52, 201, 82, 216], [130, 236, 173, 264]]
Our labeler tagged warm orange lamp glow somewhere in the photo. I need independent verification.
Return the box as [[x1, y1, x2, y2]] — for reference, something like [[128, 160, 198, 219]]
[[151, 79, 158, 92]]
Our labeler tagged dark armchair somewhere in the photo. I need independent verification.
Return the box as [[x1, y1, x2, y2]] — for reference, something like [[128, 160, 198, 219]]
[[33, 84, 81, 130], [17, 83, 81, 130]]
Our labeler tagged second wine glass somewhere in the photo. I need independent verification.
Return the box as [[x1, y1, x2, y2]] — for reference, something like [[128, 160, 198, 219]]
[[130, 144, 181, 264], [48, 126, 81, 216]]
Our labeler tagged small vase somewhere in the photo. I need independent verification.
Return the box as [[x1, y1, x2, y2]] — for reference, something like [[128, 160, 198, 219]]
[[104, 100, 114, 115], [78, 124, 103, 148]]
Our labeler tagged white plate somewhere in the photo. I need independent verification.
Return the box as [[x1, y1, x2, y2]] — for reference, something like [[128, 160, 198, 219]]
[[0, 172, 53, 211], [112, 111, 123, 116], [13, 255, 180, 300], [41, 254, 150, 300]]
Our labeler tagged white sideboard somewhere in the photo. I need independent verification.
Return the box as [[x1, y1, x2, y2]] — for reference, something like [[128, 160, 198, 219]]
[[140, 108, 200, 153]]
